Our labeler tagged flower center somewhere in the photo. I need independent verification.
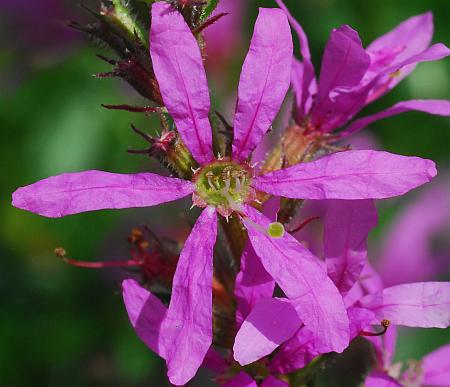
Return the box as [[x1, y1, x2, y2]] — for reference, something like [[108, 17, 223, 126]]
[[193, 160, 254, 216]]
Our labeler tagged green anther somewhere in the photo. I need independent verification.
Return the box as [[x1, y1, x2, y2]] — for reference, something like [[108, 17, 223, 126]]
[[267, 222, 285, 238], [194, 161, 252, 210]]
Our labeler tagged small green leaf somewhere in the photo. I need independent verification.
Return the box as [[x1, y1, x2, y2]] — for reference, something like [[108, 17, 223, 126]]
[[201, 0, 219, 21]]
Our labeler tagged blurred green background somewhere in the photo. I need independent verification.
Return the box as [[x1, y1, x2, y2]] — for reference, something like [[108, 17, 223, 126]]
[[1, 0, 449, 386]]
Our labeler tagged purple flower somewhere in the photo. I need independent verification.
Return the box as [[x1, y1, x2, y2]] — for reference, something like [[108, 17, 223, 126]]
[[12, 3, 438, 385], [234, 200, 450, 374], [275, 1, 450, 137]]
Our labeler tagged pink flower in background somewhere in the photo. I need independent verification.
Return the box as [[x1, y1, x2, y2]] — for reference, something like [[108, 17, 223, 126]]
[[11, 3, 440, 385], [276, 1, 450, 137], [377, 181, 450, 286], [365, 327, 450, 386], [204, 0, 244, 68]]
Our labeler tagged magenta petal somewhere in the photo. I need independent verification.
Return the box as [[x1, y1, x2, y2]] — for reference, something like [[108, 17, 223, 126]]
[[233, 298, 301, 365], [269, 327, 322, 374], [365, 12, 433, 100], [232, 8, 292, 161], [324, 200, 378, 293], [261, 376, 289, 387], [342, 99, 450, 136], [253, 150, 436, 200], [235, 242, 275, 327], [365, 372, 402, 387], [12, 170, 195, 218], [150, 2, 213, 165], [224, 372, 257, 387], [122, 279, 167, 358], [274, 0, 316, 118], [347, 307, 375, 340], [312, 25, 370, 129], [242, 205, 349, 353], [422, 344, 450, 386], [159, 208, 217, 386], [344, 263, 384, 308], [368, 12, 433, 65], [367, 325, 398, 369], [360, 282, 450, 328]]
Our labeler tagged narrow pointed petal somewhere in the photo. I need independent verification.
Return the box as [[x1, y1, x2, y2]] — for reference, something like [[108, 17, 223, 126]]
[[253, 150, 436, 200], [224, 372, 257, 387], [233, 298, 302, 365], [366, 42, 450, 104], [365, 12, 433, 98], [360, 282, 450, 328], [342, 100, 450, 136], [422, 344, 450, 386], [150, 2, 213, 165], [261, 376, 289, 387], [365, 372, 402, 387], [324, 200, 378, 293], [232, 8, 292, 161], [159, 208, 217, 386], [12, 170, 195, 218], [368, 12, 433, 63], [242, 205, 349, 353], [122, 279, 167, 357], [312, 26, 370, 129], [235, 242, 275, 327], [274, 0, 316, 117]]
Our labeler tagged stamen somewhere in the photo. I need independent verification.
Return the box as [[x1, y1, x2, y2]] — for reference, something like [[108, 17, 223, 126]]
[[288, 216, 320, 234], [267, 222, 285, 238], [360, 319, 391, 337], [54, 247, 141, 269]]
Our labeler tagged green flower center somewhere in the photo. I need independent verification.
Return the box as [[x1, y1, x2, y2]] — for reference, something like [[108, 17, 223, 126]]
[[194, 161, 253, 214]]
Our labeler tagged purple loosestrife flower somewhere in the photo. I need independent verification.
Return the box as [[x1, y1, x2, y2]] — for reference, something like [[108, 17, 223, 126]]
[[12, 3, 438, 385], [275, 1, 450, 137]]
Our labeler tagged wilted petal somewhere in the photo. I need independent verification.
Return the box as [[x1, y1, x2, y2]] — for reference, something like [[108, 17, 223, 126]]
[[235, 242, 275, 327], [342, 99, 450, 136], [365, 372, 402, 387], [224, 372, 257, 387], [269, 326, 322, 374], [312, 26, 370, 130], [12, 170, 195, 218], [233, 298, 301, 365], [159, 208, 217, 385], [150, 2, 213, 165], [360, 282, 450, 328], [122, 279, 167, 357], [232, 8, 292, 161], [274, 0, 316, 118], [261, 376, 289, 387], [253, 150, 436, 200], [422, 344, 450, 386], [242, 205, 349, 353], [324, 200, 378, 293]]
